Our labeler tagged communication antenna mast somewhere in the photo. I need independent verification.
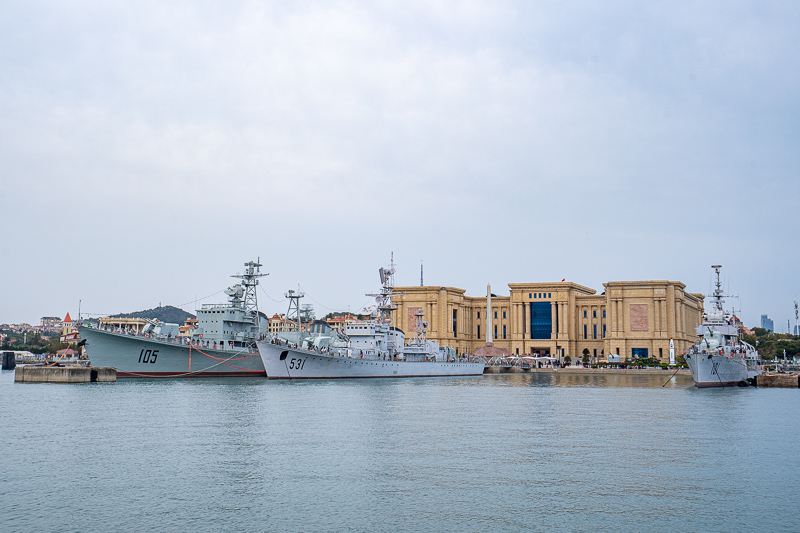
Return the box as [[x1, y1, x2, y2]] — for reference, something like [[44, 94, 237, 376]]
[[285, 287, 304, 333], [794, 300, 798, 336], [231, 259, 267, 335], [367, 253, 399, 322], [710, 265, 725, 312]]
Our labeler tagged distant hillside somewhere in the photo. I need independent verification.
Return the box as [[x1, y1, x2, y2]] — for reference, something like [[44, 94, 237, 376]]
[[111, 305, 195, 325]]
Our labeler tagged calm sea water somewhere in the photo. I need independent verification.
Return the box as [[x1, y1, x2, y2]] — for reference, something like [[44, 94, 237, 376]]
[[2, 370, 799, 532]]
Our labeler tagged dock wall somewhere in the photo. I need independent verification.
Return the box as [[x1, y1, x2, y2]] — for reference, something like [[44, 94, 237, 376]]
[[14, 366, 117, 383], [755, 373, 800, 388]]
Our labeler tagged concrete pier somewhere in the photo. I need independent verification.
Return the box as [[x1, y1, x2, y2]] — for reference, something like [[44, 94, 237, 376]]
[[2, 351, 15, 370], [755, 373, 799, 388], [14, 366, 116, 383]]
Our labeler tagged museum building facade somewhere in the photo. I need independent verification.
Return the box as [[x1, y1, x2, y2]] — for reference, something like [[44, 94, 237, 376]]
[[391, 280, 704, 363]]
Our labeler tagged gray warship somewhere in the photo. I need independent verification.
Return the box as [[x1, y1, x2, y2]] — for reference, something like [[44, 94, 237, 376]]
[[256, 257, 485, 379], [684, 265, 762, 387], [78, 260, 269, 377]]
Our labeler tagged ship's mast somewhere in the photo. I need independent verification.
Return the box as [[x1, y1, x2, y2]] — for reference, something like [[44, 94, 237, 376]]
[[231, 259, 267, 332], [367, 253, 398, 322], [285, 287, 304, 333], [710, 264, 725, 312]]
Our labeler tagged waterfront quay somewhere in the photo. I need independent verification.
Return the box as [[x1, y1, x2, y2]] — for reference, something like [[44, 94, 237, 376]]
[[484, 365, 690, 375], [15, 365, 116, 383]]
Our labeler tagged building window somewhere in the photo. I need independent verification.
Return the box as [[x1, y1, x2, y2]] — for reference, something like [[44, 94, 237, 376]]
[[632, 348, 649, 359], [584, 324, 587, 339], [477, 312, 480, 319], [494, 325, 497, 339], [603, 325, 606, 338], [593, 324, 597, 339], [529, 293, 532, 298], [533, 293, 537, 298], [477, 325, 481, 338], [494, 311, 497, 319], [452, 309, 457, 338], [548, 293, 551, 298], [530, 302, 552, 340], [603, 310, 606, 318], [503, 325, 506, 339], [584, 310, 587, 318], [503, 311, 506, 319], [593, 310, 596, 318]]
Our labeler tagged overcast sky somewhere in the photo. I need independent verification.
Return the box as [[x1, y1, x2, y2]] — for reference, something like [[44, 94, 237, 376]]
[[2, 1, 798, 331]]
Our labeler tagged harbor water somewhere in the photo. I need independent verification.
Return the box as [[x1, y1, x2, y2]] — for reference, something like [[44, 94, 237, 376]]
[[2, 370, 799, 532]]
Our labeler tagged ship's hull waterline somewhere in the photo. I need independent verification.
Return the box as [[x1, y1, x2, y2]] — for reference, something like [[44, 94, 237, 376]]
[[79, 326, 265, 377], [257, 341, 484, 379], [685, 352, 749, 387]]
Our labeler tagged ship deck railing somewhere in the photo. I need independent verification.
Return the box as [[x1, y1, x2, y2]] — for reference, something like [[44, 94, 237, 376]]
[[86, 323, 255, 352], [267, 336, 478, 364]]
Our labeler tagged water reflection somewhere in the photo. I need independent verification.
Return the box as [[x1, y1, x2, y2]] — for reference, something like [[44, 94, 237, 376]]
[[480, 371, 695, 388]]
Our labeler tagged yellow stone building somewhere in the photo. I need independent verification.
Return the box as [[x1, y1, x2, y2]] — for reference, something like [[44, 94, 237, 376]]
[[391, 280, 704, 363]]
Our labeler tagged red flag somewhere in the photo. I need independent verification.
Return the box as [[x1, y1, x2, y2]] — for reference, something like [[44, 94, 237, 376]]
[[561, 278, 565, 282]]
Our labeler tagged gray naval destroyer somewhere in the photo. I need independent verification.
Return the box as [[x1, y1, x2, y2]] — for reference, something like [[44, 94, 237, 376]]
[[256, 257, 485, 379], [78, 260, 269, 377], [684, 265, 763, 387]]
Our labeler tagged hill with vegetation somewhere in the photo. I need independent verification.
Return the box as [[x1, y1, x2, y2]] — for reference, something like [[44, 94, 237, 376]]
[[111, 305, 195, 324]]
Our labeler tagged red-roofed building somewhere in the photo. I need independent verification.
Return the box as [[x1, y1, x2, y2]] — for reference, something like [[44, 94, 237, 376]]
[[326, 314, 362, 333], [60, 313, 80, 344], [179, 317, 198, 338]]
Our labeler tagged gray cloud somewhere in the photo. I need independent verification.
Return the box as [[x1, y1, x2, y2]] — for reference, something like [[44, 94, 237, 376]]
[[1, 0, 798, 329]]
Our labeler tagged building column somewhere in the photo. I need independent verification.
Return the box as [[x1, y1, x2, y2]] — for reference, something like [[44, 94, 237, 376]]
[[523, 303, 529, 340], [666, 285, 676, 338]]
